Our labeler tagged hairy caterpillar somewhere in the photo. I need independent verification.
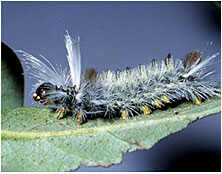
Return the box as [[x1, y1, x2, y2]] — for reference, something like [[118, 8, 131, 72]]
[[18, 31, 220, 124]]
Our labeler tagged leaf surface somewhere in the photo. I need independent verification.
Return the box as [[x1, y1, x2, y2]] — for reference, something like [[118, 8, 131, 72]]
[[1, 97, 221, 172], [1, 42, 24, 110]]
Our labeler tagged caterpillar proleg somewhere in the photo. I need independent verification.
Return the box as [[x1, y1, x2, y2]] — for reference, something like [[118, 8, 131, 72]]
[[18, 32, 221, 124]]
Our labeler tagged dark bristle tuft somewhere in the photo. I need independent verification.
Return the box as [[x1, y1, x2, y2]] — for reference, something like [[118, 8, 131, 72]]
[[184, 51, 203, 70], [83, 68, 98, 84], [165, 53, 172, 66]]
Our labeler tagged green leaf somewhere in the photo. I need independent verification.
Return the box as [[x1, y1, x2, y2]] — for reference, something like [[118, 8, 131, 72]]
[[210, 1, 221, 11], [1, 42, 24, 110], [1, 97, 221, 172]]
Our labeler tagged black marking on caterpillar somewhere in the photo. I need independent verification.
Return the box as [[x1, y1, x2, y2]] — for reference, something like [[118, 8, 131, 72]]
[[18, 31, 221, 124]]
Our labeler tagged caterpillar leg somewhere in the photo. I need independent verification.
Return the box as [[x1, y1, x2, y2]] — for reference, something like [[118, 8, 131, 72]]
[[152, 99, 163, 108], [77, 113, 82, 124], [193, 96, 202, 106], [140, 105, 151, 115], [56, 108, 64, 119], [121, 110, 128, 120], [161, 94, 170, 103], [43, 101, 54, 106]]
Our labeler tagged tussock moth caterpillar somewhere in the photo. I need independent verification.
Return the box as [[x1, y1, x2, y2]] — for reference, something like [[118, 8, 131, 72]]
[[18, 31, 221, 124]]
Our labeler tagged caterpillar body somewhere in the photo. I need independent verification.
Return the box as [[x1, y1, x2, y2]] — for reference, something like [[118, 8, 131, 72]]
[[19, 32, 220, 124]]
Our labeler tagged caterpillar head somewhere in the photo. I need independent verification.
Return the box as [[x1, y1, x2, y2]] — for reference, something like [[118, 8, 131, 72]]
[[33, 82, 56, 104], [33, 82, 78, 108]]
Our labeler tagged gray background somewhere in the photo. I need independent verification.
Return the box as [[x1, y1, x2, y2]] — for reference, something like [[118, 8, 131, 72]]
[[2, 1, 221, 171]]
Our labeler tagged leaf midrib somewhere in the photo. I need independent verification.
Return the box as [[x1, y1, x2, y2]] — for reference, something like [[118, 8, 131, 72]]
[[1, 105, 219, 140]]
